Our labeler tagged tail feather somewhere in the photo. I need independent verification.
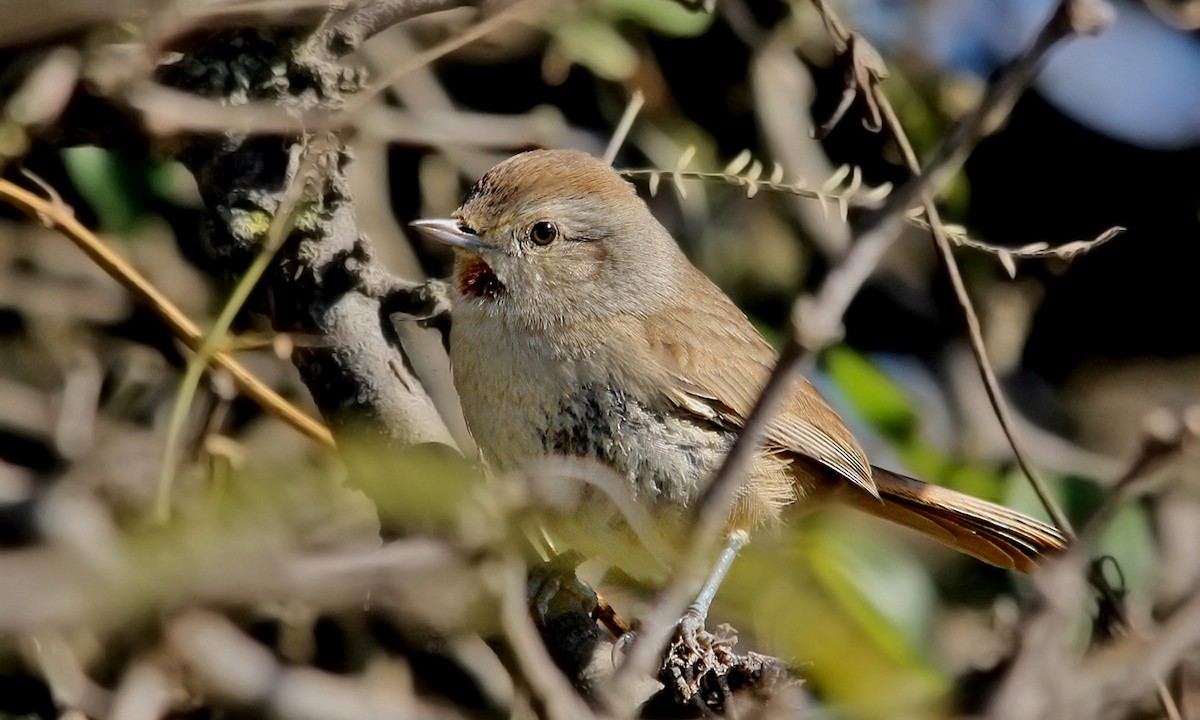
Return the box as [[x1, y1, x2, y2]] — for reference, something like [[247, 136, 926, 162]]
[[849, 466, 1068, 573]]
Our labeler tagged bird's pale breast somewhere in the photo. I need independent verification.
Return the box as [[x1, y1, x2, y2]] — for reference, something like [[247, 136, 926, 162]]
[[450, 308, 733, 515]]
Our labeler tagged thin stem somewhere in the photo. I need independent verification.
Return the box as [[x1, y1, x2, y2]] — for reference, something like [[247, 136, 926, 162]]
[[872, 72, 1076, 539], [604, 0, 1105, 706], [0, 178, 334, 450], [155, 143, 319, 522], [603, 91, 645, 164]]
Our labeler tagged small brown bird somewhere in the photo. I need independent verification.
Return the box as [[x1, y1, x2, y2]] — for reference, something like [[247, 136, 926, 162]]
[[413, 149, 1066, 625]]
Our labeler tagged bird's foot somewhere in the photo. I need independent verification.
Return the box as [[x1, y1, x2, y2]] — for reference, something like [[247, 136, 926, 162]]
[[611, 614, 795, 712], [662, 611, 740, 704], [651, 617, 796, 713], [675, 606, 709, 655]]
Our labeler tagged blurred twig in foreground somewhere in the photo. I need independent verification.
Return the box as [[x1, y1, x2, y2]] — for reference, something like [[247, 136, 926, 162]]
[[0, 176, 335, 449]]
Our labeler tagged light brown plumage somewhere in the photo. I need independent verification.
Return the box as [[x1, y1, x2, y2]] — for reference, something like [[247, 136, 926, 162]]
[[414, 148, 1067, 575], [634, 263, 1064, 570]]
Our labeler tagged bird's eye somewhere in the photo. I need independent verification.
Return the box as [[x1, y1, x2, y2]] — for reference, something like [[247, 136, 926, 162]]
[[529, 221, 558, 246]]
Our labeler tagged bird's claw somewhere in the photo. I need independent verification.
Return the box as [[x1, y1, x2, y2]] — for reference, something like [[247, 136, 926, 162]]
[[611, 628, 637, 667], [662, 615, 740, 704], [677, 607, 706, 655]]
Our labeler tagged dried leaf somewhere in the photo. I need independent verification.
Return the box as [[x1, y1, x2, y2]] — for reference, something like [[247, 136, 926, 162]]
[[724, 150, 752, 176], [998, 250, 1017, 278], [821, 164, 852, 193], [860, 181, 892, 203], [672, 172, 687, 200], [1013, 241, 1051, 255], [675, 145, 696, 172], [843, 165, 862, 197]]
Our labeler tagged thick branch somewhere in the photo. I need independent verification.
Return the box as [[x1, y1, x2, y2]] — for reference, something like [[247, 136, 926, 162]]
[[158, 27, 454, 449]]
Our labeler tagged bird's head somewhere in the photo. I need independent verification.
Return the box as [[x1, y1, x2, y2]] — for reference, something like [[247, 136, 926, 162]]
[[412, 149, 684, 329]]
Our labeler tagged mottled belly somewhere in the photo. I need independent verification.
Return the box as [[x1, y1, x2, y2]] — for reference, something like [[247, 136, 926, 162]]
[[537, 383, 734, 512]]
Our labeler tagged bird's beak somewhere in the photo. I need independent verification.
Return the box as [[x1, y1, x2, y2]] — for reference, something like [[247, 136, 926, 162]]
[[410, 218, 490, 254]]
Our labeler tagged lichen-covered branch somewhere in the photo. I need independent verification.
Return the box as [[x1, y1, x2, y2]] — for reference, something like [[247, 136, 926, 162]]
[[157, 27, 454, 448]]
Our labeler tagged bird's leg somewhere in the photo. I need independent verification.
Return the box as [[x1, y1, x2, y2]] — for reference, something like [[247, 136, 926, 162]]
[[677, 530, 748, 652]]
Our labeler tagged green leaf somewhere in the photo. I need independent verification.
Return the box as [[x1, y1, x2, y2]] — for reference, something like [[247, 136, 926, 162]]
[[550, 17, 640, 81], [824, 346, 917, 441], [1096, 502, 1155, 599], [61, 146, 146, 234], [805, 517, 937, 652], [604, 0, 714, 36], [721, 519, 950, 720], [1002, 468, 1067, 526]]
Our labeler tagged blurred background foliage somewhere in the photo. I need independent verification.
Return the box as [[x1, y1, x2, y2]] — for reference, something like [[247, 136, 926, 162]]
[[0, 0, 1199, 718]]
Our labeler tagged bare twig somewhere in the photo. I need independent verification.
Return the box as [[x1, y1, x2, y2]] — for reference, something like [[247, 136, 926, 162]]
[[497, 558, 597, 720], [608, 0, 1106, 704], [20, 631, 112, 718], [914, 218, 1125, 276], [361, 105, 600, 151], [603, 91, 645, 164], [812, 0, 1114, 537], [166, 610, 460, 720], [121, 0, 540, 141], [989, 410, 1200, 719], [322, 0, 473, 51], [854, 0, 1114, 234], [1079, 407, 1200, 544], [852, 2, 1193, 706], [108, 655, 177, 720], [155, 140, 322, 522], [752, 37, 852, 256], [132, 76, 593, 146], [622, 160, 1120, 273], [127, 82, 347, 137], [0, 178, 335, 450], [348, 0, 542, 114], [1080, 587, 1200, 716], [0, 0, 155, 46], [876, 97, 1076, 537]]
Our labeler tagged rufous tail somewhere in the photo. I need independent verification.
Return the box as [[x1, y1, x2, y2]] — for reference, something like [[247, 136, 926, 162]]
[[850, 466, 1068, 573]]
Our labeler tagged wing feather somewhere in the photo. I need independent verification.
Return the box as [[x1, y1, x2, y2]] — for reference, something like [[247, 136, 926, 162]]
[[640, 268, 876, 496]]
